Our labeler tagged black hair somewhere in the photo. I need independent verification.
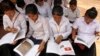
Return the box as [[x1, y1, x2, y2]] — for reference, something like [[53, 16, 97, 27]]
[[0, 0, 16, 12], [54, 0, 62, 6], [35, 0, 43, 4], [52, 5, 63, 16], [69, 0, 77, 6], [25, 4, 38, 15], [85, 7, 98, 19], [16, 0, 25, 8]]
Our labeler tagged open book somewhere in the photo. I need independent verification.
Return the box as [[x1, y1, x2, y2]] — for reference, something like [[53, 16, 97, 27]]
[[74, 35, 99, 48], [14, 39, 40, 56], [0, 27, 25, 45], [46, 40, 75, 55]]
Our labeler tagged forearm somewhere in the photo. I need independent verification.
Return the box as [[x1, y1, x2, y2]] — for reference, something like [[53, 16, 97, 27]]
[[72, 28, 77, 40]]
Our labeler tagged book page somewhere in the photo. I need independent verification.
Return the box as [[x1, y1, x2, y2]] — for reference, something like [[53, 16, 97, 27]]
[[25, 45, 40, 56], [74, 35, 97, 48], [46, 41, 60, 55], [46, 40, 75, 55], [14, 39, 34, 56], [59, 41, 75, 55], [15, 31, 25, 41], [0, 32, 18, 45]]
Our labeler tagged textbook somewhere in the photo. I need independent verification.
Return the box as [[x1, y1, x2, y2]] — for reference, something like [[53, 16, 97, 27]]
[[0, 27, 25, 45], [14, 39, 40, 56], [74, 35, 99, 48], [46, 40, 75, 55]]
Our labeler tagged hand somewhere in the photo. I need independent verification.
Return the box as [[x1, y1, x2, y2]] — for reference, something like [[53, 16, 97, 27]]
[[11, 40, 17, 45], [55, 35, 63, 44], [77, 43, 85, 50], [11, 28, 18, 33], [6, 27, 12, 32], [38, 41, 45, 52], [72, 37, 75, 40]]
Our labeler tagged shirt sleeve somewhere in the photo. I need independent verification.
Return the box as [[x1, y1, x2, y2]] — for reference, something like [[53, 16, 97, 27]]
[[42, 18, 50, 42], [3, 15, 9, 30], [96, 22, 100, 32], [46, 3, 52, 18], [60, 20, 72, 39], [72, 18, 79, 29], [76, 8, 80, 18], [19, 14, 27, 35], [26, 25, 34, 38]]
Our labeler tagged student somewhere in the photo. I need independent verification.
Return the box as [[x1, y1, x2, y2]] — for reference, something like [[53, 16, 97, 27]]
[[46, 6, 72, 56], [66, 0, 80, 24], [52, 0, 68, 17], [34, 0, 52, 18], [16, 0, 26, 14], [0, 0, 27, 56], [47, 0, 70, 8], [25, 4, 49, 56], [72, 7, 100, 56]]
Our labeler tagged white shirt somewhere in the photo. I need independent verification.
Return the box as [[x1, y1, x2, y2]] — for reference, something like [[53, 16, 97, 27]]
[[49, 16, 72, 40], [3, 11, 27, 35], [35, 2, 52, 18], [66, 8, 80, 22], [27, 15, 49, 42], [24, 0, 34, 5], [47, 0, 70, 8], [46, 16, 72, 54], [15, 5, 28, 21], [15, 5, 25, 15], [73, 17, 100, 36]]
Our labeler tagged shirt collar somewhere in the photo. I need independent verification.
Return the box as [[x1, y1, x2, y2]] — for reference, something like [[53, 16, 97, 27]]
[[50, 16, 66, 25]]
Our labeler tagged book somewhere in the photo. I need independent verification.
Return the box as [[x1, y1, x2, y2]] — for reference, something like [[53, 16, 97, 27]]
[[14, 39, 40, 56], [0, 27, 25, 45], [74, 35, 99, 48], [46, 40, 75, 55]]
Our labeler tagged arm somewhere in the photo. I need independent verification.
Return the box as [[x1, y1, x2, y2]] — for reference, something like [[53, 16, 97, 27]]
[[20, 15, 27, 35], [26, 25, 33, 38], [38, 18, 50, 52], [3, 15, 10, 31], [72, 27, 77, 40], [42, 18, 50, 43], [61, 22, 72, 39]]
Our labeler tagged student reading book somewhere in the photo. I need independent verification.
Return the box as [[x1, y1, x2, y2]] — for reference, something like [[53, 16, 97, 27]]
[[0, 0, 27, 56], [46, 6, 74, 56], [15, 4, 49, 56], [72, 7, 100, 56]]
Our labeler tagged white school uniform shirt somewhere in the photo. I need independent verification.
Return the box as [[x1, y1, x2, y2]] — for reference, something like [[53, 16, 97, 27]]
[[35, 2, 52, 18], [3, 11, 27, 35], [15, 5, 25, 15], [72, 17, 100, 36], [24, 0, 34, 5], [15, 5, 28, 21], [66, 8, 80, 22], [49, 16, 72, 40], [48, 0, 70, 8], [27, 15, 49, 42], [46, 16, 72, 54]]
